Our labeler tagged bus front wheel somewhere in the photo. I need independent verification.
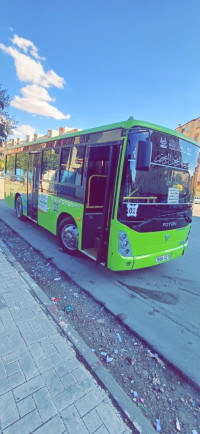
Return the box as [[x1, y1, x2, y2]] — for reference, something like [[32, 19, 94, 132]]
[[58, 217, 79, 254], [15, 196, 24, 220]]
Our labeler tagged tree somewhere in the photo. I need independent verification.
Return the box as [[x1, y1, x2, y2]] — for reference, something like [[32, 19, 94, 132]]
[[0, 158, 4, 171], [0, 85, 16, 147]]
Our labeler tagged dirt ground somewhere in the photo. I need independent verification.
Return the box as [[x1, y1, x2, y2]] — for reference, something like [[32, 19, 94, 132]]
[[0, 219, 200, 434]]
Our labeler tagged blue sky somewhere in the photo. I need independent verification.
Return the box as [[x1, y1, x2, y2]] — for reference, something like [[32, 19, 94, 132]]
[[0, 0, 200, 139]]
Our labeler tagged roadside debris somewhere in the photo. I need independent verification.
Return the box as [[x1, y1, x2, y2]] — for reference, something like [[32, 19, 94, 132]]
[[51, 297, 58, 303], [126, 356, 136, 365], [117, 332, 122, 342], [106, 355, 113, 363], [139, 403, 148, 415], [176, 418, 181, 431], [156, 418, 161, 432], [100, 352, 113, 363], [148, 350, 165, 369], [96, 318, 105, 324], [65, 305, 73, 313]]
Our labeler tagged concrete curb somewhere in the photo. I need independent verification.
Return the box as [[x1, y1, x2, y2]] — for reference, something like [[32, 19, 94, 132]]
[[0, 239, 156, 434]]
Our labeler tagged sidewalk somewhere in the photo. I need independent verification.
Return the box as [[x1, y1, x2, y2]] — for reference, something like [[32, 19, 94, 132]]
[[0, 241, 156, 434], [0, 243, 132, 434]]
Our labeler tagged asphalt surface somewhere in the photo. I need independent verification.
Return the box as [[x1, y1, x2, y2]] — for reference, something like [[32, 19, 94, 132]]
[[0, 188, 200, 390]]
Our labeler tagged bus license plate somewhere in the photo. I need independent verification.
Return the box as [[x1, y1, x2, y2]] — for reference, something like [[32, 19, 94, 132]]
[[156, 254, 171, 263]]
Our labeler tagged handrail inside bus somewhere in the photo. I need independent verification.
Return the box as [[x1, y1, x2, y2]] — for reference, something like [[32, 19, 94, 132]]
[[126, 188, 138, 197], [123, 196, 157, 203]]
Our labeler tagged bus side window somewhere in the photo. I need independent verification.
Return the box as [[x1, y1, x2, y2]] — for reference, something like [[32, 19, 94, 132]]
[[6, 154, 15, 176], [67, 146, 85, 186], [16, 153, 28, 178], [42, 149, 60, 182], [60, 147, 71, 183]]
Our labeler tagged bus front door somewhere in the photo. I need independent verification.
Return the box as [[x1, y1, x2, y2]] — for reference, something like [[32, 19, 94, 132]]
[[82, 144, 120, 265], [27, 153, 40, 221]]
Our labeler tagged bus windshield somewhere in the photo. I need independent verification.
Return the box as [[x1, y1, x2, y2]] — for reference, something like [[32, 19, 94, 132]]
[[118, 127, 200, 222]]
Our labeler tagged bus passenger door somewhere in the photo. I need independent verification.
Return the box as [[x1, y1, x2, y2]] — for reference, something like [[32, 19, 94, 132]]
[[27, 153, 40, 221], [82, 144, 120, 265]]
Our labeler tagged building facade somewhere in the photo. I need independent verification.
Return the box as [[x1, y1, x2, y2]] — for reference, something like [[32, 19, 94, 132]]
[[176, 118, 200, 196]]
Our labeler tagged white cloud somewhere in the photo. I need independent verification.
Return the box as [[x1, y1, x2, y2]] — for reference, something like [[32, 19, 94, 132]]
[[11, 34, 45, 60], [0, 43, 65, 88], [12, 124, 36, 139], [20, 85, 55, 102], [0, 36, 70, 120], [11, 85, 70, 120]]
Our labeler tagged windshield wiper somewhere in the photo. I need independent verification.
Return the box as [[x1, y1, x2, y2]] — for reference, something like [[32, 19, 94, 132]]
[[133, 217, 156, 228], [164, 210, 192, 223], [121, 211, 192, 228]]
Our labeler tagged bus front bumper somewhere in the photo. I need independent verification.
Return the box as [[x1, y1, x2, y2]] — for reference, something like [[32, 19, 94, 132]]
[[109, 242, 188, 271], [132, 242, 187, 270]]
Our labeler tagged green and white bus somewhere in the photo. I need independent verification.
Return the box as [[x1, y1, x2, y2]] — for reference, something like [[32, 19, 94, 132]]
[[4, 119, 200, 271]]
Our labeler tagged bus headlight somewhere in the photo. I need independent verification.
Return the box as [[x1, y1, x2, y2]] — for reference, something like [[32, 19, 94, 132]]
[[118, 231, 133, 257], [121, 240, 128, 248], [120, 232, 127, 241]]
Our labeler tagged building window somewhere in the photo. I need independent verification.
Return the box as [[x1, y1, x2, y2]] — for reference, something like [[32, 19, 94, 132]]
[[42, 149, 60, 181]]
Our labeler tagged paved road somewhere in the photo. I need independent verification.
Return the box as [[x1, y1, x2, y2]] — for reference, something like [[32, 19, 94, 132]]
[[0, 192, 200, 390]]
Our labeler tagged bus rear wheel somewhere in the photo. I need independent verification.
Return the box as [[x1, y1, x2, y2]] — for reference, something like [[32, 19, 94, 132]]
[[15, 196, 24, 220], [58, 217, 79, 254]]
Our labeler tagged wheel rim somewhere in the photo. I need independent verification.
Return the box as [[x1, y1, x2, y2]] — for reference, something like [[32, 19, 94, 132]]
[[61, 224, 78, 251], [16, 198, 22, 217]]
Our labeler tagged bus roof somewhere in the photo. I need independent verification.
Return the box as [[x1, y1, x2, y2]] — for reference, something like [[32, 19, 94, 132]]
[[6, 119, 200, 151]]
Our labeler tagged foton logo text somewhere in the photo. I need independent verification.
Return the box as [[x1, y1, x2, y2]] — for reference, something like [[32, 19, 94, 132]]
[[162, 222, 177, 228]]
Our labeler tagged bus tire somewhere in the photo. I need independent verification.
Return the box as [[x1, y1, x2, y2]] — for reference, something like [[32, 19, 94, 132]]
[[58, 217, 79, 255], [15, 195, 24, 221]]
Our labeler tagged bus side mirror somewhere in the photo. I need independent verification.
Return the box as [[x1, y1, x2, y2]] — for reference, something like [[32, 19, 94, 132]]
[[136, 140, 152, 171]]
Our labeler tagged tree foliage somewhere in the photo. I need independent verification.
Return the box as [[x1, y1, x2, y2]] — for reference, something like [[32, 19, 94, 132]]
[[0, 158, 4, 170], [0, 85, 16, 146]]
